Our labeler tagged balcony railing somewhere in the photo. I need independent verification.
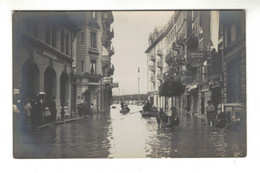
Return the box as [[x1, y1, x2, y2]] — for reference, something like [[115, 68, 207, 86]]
[[157, 73, 163, 81], [149, 65, 156, 71], [150, 75, 155, 82], [157, 60, 163, 68], [101, 28, 114, 46], [149, 54, 156, 61], [101, 56, 110, 65], [157, 49, 163, 57]]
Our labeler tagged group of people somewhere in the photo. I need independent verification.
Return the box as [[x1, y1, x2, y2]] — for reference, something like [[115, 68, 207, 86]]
[[77, 101, 94, 117], [13, 92, 58, 130], [206, 100, 237, 127], [143, 100, 157, 112], [120, 101, 130, 112], [142, 99, 224, 128], [156, 107, 179, 128]]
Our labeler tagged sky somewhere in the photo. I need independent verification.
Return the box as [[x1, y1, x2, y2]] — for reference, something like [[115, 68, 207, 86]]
[[111, 11, 174, 96]]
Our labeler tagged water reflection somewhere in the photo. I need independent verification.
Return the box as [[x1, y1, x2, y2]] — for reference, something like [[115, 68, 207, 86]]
[[14, 104, 246, 158]]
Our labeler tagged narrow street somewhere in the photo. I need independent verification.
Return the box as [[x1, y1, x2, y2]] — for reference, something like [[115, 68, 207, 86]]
[[14, 105, 246, 158]]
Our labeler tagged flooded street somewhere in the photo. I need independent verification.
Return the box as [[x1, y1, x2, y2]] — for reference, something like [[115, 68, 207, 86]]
[[15, 105, 246, 158]]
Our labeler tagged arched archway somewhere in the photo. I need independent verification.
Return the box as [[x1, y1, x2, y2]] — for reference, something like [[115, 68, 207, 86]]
[[60, 72, 69, 107], [44, 67, 57, 101], [21, 60, 39, 97]]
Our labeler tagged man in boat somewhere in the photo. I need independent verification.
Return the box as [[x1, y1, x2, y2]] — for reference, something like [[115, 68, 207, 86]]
[[124, 105, 130, 113], [143, 100, 151, 112], [120, 100, 124, 109]]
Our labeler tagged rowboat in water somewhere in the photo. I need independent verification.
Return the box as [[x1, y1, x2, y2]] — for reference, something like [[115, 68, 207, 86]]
[[140, 110, 158, 117], [120, 106, 130, 114]]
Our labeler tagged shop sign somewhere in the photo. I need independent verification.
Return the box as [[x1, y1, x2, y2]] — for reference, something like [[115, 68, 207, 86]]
[[190, 60, 203, 68], [102, 77, 112, 84], [188, 51, 204, 59], [111, 83, 119, 88], [190, 84, 198, 90]]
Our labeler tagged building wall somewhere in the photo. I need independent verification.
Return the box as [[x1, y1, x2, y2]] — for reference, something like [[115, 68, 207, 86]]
[[13, 12, 77, 120], [74, 11, 114, 113], [222, 11, 246, 119]]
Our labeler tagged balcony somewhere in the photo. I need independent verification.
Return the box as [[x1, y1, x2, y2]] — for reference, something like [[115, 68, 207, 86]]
[[102, 12, 114, 27], [157, 49, 163, 57], [149, 54, 156, 61], [108, 47, 115, 57], [157, 60, 163, 68], [150, 75, 155, 83], [187, 27, 202, 49], [101, 28, 114, 47], [149, 65, 156, 71], [101, 56, 110, 65], [74, 73, 102, 83], [157, 73, 163, 81]]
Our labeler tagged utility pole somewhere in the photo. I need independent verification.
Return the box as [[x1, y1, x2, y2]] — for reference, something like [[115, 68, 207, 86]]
[[138, 67, 140, 101]]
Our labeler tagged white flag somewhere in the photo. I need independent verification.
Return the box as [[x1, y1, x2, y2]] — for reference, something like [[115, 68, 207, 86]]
[[210, 11, 219, 52]]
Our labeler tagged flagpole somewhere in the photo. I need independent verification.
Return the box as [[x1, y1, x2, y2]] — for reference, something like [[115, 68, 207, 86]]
[[138, 67, 140, 101]]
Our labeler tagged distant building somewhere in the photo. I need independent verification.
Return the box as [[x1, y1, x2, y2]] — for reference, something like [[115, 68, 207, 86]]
[[113, 94, 148, 104]]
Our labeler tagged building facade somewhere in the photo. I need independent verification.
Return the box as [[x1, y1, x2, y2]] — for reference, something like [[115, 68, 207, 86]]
[[145, 10, 246, 118], [221, 11, 246, 120], [13, 12, 78, 120], [145, 26, 167, 112], [72, 11, 115, 113]]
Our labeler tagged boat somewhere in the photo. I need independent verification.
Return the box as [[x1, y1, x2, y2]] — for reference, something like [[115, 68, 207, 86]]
[[120, 109, 130, 114], [120, 106, 130, 114], [140, 110, 158, 117]]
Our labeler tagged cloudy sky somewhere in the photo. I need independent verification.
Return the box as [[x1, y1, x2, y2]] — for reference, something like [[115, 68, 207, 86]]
[[111, 11, 174, 95]]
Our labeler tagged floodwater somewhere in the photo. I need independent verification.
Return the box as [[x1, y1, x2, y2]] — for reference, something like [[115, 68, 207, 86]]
[[13, 105, 246, 158]]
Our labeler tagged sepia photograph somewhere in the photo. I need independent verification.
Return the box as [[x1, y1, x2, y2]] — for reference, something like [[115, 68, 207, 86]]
[[12, 10, 246, 158]]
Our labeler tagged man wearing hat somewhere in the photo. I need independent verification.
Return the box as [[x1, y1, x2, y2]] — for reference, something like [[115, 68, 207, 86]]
[[206, 100, 215, 126]]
